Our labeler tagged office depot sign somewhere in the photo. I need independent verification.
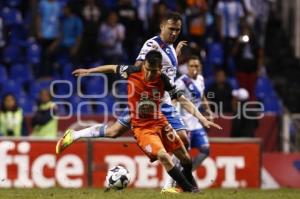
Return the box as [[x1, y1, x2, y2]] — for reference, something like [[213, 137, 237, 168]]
[[93, 139, 261, 188], [0, 140, 88, 188], [0, 138, 261, 188]]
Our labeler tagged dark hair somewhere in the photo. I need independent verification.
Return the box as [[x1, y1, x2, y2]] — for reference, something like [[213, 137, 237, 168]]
[[188, 55, 200, 61], [188, 55, 203, 64], [161, 11, 182, 23], [145, 50, 162, 68], [1, 93, 18, 112]]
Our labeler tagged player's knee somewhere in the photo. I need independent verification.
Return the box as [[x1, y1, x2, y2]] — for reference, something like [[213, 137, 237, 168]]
[[105, 123, 128, 138], [104, 127, 118, 138], [200, 146, 210, 157]]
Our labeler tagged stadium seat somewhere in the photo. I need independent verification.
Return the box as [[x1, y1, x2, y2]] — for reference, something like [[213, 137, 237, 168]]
[[29, 79, 52, 99], [207, 42, 224, 67], [255, 76, 274, 100], [18, 96, 36, 114], [262, 96, 282, 114], [26, 42, 41, 64], [8, 26, 27, 46], [53, 81, 73, 96], [102, 0, 118, 9], [84, 77, 106, 96], [94, 94, 115, 113], [1, 80, 24, 98], [2, 44, 21, 64], [204, 76, 215, 88], [113, 81, 128, 97], [5, 0, 21, 8], [228, 77, 239, 90], [9, 63, 33, 84], [1, 7, 22, 26], [0, 64, 8, 84], [61, 63, 74, 79], [69, 95, 93, 114]]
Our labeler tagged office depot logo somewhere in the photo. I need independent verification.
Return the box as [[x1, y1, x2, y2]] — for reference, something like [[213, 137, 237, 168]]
[[104, 155, 246, 188], [0, 141, 84, 188]]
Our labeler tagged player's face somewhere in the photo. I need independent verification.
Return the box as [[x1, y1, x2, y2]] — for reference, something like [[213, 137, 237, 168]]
[[188, 59, 201, 79], [160, 19, 182, 44], [144, 61, 161, 80]]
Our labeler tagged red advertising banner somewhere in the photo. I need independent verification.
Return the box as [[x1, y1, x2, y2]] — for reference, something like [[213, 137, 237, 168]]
[[92, 138, 261, 188], [0, 138, 261, 188], [263, 153, 300, 188], [0, 139, 88, 188]]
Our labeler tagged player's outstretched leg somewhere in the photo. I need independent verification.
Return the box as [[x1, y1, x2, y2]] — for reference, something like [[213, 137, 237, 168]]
[[56, 129, 75, 154], [56, 121, 130, 154], [56, 124, 106, 154]]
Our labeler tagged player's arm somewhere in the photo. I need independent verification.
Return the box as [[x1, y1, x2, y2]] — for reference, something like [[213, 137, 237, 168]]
[[177, 95, 221, 129], [72, 65, 118, 76], [175, 41, 188, 57], [162, 74, 221, 130], [202, 96, 214, 121]]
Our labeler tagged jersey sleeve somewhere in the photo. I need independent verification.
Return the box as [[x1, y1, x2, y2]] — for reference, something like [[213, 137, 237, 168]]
[[161, 74, 183, 100], [175, 78, 186, 93], [199, 75, 205, 90], [116, 65, 141, 79], [136, 39, 159, 61]]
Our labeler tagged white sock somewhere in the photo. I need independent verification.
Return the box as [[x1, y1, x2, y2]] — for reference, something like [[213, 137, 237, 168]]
[[72, 124, 105, 141]]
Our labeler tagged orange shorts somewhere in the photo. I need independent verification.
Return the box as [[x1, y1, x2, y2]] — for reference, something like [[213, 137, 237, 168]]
[[133, 124, 184, 162]]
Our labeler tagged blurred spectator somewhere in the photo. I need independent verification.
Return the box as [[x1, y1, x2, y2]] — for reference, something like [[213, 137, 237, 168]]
[[230, 88, 258, 137], [242, 0, 270, 48], [117, 0, 142, 62], [232, 25, 260, 100], [185, 0, 208, 48], [0, 93, 26, 136], [31, 89, 58, 138], [55, 3, 83, 64], [0, 16, 6, 53], [206, 69, 233, 113], [80, 0, 102, 63], [215, 0, 245, 75], [134, 0, 155, 32], [148, 1, 167, 37], [98, 11, 125, 63], [36, 0, 61, 77]]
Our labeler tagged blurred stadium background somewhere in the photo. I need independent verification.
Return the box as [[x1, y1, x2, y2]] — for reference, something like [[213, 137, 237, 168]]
[[0, 0, 299, 193]]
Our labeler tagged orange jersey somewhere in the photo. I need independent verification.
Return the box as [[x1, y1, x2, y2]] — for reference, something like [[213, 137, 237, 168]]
[[117, 65, 183, 128], [116, 65, 185, 161]]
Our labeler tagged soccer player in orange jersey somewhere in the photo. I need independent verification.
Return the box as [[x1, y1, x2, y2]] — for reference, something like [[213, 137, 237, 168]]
[[58, 50, 222, 192]]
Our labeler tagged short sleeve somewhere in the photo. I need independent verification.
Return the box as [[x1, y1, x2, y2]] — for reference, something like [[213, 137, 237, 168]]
[[161, 74, 183, 100], [116, 65, 141, 79], [136, 39, 159, 61], [175, 78, 186, 92]]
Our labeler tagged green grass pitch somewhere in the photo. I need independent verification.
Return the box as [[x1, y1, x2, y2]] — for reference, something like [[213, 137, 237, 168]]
[[0, 188, 299, 199]]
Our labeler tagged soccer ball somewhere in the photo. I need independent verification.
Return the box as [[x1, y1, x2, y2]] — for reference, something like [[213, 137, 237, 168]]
[[105, 165, 131, 190]]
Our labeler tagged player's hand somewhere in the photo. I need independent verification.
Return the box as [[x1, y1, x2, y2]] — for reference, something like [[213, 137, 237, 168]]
[[202, 119, 222, 130], [72, 68, 90, 76], [176, 41, 188, 56], [206, 110, 214, 122]]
